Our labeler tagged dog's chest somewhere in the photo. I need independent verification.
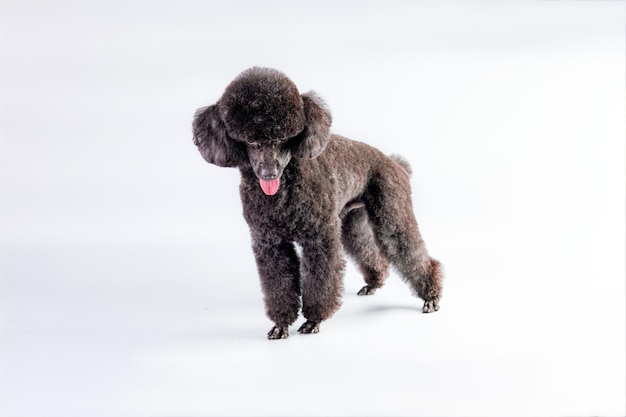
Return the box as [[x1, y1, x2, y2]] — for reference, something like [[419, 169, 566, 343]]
[[239, 175, 335, 240]]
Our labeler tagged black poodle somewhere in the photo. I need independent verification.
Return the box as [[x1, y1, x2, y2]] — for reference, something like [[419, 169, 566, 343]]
[[192, 67, 443, 339]]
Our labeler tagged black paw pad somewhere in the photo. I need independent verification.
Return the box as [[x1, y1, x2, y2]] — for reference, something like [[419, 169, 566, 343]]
[[422, 298, 440, 313], [357, 285, 377, 296], [297, 320, 320, 334], [267, 325, 289, 340]]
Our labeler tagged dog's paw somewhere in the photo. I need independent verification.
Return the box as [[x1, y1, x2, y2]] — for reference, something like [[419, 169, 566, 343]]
[[422, 298, 440, 313], [297, 320, 320, 334], [357, 285, 377, 296], [267, 325, 289, 340]]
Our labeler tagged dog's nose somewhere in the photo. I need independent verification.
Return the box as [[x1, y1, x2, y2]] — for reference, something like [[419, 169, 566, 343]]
[[260, 167, 279, 180]]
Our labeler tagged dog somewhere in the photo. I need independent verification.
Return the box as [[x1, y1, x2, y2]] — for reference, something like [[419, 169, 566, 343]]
[[192, 67, 442, 339]]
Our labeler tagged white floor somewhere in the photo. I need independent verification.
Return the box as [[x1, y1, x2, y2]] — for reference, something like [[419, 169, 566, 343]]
[[1, 2, 624, 417]]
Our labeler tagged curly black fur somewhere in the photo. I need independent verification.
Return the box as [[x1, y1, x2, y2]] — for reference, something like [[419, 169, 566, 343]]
[[193, 67, 443, 339]]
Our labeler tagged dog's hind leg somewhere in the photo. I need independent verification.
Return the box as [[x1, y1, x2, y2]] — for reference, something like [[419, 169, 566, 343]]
[[363, 170, 443, 313], [252, 237, 302, 339], [341, 207, 390, 295]]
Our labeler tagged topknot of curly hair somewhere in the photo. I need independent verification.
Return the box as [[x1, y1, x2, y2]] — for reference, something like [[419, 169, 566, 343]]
[[218, 67, 305, 142]]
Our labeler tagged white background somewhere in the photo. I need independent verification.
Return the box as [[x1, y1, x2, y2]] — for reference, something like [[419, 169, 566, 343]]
[[1, 1, 624, 416]]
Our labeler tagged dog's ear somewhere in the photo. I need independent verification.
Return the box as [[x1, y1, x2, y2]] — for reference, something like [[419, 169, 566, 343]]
[[192, 105, 245, 167], [290, 91, 332, 159]]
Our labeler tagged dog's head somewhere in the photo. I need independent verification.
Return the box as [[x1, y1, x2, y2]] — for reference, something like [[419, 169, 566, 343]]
[[192, 67, 332, 195]]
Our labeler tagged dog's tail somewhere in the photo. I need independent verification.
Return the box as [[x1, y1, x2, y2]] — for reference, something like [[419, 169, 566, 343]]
[[390, 154, 412, 177]]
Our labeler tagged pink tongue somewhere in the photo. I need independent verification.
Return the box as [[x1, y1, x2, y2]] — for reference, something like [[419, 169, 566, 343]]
[[259, 178, 280, 196]]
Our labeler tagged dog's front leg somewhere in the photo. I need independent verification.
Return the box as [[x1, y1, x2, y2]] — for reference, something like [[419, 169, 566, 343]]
[[252, 237, 301, 340], [298, 230, 346, 334]]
